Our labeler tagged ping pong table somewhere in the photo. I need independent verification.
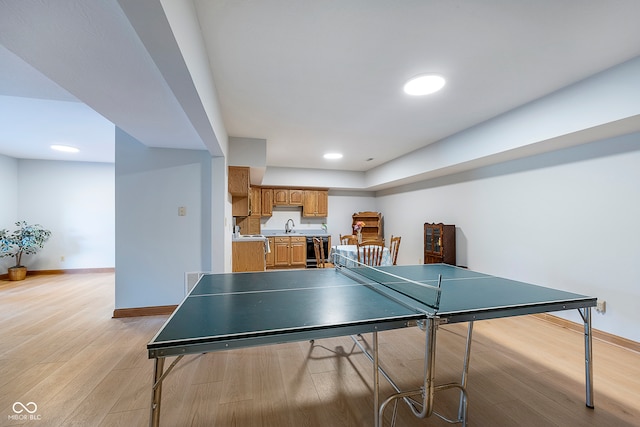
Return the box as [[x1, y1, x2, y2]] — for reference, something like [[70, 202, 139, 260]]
[[147, 259, 596, 427]]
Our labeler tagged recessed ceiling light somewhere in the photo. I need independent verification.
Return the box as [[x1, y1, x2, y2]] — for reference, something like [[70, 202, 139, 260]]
[[323, 153, 343, 160], [403, 74, 446, 96], [51, 144, 80, 153]]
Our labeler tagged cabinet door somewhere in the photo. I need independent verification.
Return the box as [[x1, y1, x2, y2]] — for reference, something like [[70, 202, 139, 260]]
[[274, 238, 290, 266], [302, 190, 328, 217], [250, 187, 261, 217], [315, 191, 328, 216], [228, 166, 249, 196], [424, 223, 448, 264], [289, 189, 304, 206], [424, 224, 442, 253], [232, 196, 249, 217], [273, 189, 289, 205], [302, 191, 317, 217], [290, 237, 307, 266], [261, 189, 273, 216]]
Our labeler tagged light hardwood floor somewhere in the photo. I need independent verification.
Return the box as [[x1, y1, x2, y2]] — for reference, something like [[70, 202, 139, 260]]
[[1, 273, 639, 426]]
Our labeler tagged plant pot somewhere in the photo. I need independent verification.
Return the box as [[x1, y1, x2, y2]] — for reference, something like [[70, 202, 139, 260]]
[[8, 266, 27, 281]]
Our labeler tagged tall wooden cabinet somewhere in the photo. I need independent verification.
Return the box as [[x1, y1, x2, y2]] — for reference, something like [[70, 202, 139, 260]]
[[424, 223, 456, 265], [352, 212, 383, 242], [228, 166, 251, 217]]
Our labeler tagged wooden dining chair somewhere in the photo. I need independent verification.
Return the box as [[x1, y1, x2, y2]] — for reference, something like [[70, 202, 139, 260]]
[[389, 235, 401, 265], [340, 234, 358, 245], [313, 237, 334, 268], [356, 240, 385, 266]]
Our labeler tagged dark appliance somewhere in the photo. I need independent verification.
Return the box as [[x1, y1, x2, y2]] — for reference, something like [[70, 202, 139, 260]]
[[306, 236, 330, 268]]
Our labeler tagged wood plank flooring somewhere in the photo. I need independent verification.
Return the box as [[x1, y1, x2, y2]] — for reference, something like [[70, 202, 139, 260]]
[[1, 273, 639, 426]]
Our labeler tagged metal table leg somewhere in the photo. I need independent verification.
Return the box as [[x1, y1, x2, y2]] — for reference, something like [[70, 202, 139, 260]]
[[580, 307, 594, 408], [150, 357, 165, 427]]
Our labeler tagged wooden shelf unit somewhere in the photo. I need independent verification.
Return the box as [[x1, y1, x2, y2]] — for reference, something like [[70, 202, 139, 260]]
[[352, 212, 383, 242]]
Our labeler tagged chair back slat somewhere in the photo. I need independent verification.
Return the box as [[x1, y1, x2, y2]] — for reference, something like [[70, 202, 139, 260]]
[[389, 235, 401, 265]]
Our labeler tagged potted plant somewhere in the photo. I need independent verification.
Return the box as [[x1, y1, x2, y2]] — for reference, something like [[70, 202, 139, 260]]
[[1, 221, 52, 281]]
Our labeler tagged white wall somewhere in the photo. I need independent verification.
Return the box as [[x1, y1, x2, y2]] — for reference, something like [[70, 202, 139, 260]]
[[377, 132, 640, 342], [327, 191, 378, 242], [1, 158, 114, 274], [114, 128, 213, 309], [0, 154, 18, 230]]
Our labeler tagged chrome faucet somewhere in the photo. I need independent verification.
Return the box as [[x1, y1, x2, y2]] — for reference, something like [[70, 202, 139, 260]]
[[285, 218, 295, 233]]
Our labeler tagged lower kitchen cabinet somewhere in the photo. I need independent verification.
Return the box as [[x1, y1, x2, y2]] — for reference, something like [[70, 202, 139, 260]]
[[232, 240, 266, 272], [272, 236, 306, 268]]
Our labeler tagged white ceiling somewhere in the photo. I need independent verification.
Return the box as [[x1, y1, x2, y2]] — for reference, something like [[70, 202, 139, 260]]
[[1, 0, 640, 170]]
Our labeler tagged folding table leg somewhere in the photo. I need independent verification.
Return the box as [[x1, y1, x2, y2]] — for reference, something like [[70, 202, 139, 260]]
[[373, 331, 380, 427], [580, 307, 594, 408], [150, 357, 165, 427]]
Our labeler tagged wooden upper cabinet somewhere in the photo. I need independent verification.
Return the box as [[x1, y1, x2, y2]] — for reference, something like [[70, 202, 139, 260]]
[[315, 191, 328, 216], [273, 189, 289, 205], [250, 187, 261, 217], [261, 188, 273, 216], [232, 196, 250, 217], [273, 188, 304, 206], [261, 187, 328, 217], [303, 190, 328, 217], [289, 189, 304, 206], [228, 166, 250, 196]]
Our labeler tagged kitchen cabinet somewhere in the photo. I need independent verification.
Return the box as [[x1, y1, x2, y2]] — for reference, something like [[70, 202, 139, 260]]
[[250, 186, 261, 217], [290, 236, 306, 266], [260, 186, 328, 217], [303, 190, 328, 217], [232, 240, 266, 272], [232, 196, 249, 217], [273, 189, 304, 206], [289, 189, 304, 205], [236, 216, 260, 235], [352, 211, 384, 242], [228, 166, 249, 196], [273, 237, 290, 266], [424, 223, 456, 265], [229, 166, 250, 216], [272, 236, 306, 268], [273, 189, 289, 205], [261, 188, 273, 216]]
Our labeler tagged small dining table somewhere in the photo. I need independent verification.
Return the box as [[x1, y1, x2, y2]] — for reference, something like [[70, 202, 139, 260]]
[[330, 244, 393, 267]]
